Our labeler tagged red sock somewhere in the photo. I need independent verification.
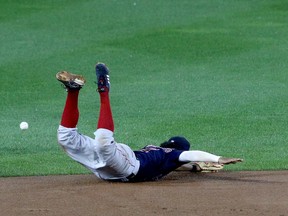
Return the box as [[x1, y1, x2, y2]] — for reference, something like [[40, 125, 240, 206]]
[[97, 92, 114, 132], [60, 90, 80, 128]]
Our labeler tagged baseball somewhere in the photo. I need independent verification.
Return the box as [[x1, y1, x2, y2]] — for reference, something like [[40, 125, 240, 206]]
[[20, 122, 29, 130]]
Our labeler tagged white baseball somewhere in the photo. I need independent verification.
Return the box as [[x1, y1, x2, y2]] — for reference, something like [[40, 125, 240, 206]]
[[20, 122, 29, 130]]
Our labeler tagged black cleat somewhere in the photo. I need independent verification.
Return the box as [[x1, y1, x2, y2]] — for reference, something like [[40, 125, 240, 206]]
[[95, 62, 110, 92], [56, 71, 86, 90]]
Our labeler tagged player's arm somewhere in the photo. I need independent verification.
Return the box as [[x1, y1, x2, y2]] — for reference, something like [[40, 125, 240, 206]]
[[178, 150, 243, 164], [218, 157, 243, 165], [177, 151, 243, 172]]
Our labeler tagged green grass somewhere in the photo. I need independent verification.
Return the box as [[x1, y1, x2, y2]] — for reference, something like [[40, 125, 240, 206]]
[[1, 0, 288, 176]]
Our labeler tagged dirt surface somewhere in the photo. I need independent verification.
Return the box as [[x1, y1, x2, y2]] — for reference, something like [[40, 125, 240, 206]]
[[0, 171, 287, 216]]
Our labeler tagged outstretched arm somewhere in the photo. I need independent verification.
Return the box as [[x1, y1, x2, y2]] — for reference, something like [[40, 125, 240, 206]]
[[177, 151, 243, 172], [178, 150, 243, 164], [218, 157, 243, 165], [179, 150, 221, 163]]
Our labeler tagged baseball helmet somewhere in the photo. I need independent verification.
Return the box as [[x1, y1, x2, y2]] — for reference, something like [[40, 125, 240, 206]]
[[160, 136, 190, 150]]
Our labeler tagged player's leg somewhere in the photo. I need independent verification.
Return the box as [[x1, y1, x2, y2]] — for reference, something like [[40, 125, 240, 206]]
[[94, 62, 114, 149], [95, 63, 114, 131], [60, 90, 79, 128], [56, 71, 96, 155], [56, 71, 86, 128], [94, 63, 139, 180]]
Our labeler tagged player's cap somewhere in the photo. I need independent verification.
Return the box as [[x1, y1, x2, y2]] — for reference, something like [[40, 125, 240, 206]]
[[167, 136, 190, 150]]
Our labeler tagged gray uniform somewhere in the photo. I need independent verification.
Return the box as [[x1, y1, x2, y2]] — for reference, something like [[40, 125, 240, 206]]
[[57, 126, 140, 181]]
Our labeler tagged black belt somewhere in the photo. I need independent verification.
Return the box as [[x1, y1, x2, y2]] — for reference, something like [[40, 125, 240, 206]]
[[126, 173, 136, 180], [107, 173, 137, 183]]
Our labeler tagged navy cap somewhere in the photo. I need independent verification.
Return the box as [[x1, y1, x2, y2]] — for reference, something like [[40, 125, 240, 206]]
[[167, 136, 190, 150]]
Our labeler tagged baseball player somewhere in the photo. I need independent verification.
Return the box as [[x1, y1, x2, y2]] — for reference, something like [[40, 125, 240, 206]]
[[56, 62, 243, 182]]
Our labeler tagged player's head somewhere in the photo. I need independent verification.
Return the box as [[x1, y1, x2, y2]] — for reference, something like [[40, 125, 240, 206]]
[[160, 136, 190, 150]]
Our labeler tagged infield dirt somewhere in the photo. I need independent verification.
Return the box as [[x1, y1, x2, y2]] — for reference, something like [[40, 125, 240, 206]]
[[1, 171, 287, 216]]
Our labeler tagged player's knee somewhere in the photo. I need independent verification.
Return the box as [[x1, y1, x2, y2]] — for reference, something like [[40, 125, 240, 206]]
[[94, 128, 114, 146], [57, 126, 77, 147]]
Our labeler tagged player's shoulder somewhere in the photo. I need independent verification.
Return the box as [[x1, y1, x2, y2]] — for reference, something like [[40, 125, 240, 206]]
[[141, 145, 160, 150], [144, 144, 158, 148], [141, 145, 175, 153]]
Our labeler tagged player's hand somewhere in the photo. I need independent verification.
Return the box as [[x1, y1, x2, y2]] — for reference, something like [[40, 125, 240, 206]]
[[218, 157, 243, 165]]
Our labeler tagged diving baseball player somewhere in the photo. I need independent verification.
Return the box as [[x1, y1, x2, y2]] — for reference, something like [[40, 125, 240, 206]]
[[56, 62, 243, 182]]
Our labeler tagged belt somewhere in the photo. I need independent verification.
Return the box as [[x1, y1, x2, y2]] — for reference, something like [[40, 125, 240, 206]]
[[126, 173, 136, 180], [107, 173, 137, 183]]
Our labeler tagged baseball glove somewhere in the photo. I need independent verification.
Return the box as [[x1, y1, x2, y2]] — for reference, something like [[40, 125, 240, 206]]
[[177, 162, 224, 173]]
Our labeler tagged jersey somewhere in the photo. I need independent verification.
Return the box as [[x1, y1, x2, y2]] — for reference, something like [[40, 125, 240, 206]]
[[130, 145, 186, 182]]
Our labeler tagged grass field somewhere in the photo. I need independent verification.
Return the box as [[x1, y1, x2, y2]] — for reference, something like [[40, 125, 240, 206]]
[[1, 0, 288, 177]]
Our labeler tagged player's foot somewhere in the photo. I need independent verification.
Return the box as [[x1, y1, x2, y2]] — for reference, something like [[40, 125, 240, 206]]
[[56, 71, 86, 90], [218, 157, 243, 165], [95, 62, 110, 92]]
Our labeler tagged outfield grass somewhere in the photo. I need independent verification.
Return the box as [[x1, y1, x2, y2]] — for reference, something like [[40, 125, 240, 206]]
[[1, 0, 288, 176]]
